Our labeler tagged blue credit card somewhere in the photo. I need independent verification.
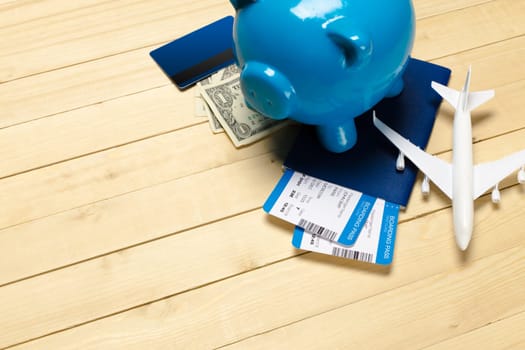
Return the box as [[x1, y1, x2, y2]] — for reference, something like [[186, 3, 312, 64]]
[[150, 16, 236, 90]]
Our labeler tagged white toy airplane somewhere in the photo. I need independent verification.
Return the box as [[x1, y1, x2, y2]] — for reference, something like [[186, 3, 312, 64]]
[[373, 68, 525, 250]]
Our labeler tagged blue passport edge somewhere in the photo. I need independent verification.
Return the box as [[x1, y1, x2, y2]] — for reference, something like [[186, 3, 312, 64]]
[[283, 58, 452, 207]]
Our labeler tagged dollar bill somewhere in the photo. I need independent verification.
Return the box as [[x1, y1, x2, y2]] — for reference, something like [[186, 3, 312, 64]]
[[194, 93, 208, 118], [195, 76, 224, 132], [194, 76, 213, 118], [199, 75, 289, 147], [218, 64, 241, 80], [206, 103, 224, 133], [197, 65, 243, 133]]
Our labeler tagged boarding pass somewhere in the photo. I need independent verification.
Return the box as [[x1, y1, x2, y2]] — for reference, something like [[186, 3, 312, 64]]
[[292, 200, 400, 265], [264, 169, 376, 246]]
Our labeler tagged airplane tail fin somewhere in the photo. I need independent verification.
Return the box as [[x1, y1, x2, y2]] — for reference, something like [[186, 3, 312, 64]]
[[431, 81, 460, 108], [466, 90, 495, 111], [432, 67, 494, 112]]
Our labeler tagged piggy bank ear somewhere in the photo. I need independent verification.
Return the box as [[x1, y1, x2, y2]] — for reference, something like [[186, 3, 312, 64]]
[[230, 0, 257, 9], [326, 19, 373, 69]]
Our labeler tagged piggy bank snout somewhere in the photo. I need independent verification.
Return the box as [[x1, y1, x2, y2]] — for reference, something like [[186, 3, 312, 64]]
[[240, 62, 296, 120]]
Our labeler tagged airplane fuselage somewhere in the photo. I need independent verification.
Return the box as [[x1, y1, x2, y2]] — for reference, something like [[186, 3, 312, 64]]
[[452, 97, 474, 250]]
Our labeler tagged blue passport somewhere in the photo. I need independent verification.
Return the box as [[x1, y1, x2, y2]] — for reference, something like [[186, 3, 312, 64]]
[[283, 58, 451, 207]]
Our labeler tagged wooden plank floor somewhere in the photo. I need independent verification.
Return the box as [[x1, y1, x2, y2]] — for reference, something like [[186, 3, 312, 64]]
[[1, 0, 524, 348]]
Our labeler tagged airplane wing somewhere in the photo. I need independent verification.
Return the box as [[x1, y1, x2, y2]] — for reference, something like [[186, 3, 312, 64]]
[[373, 114, 454, 199], [472, 149, 525, 199]]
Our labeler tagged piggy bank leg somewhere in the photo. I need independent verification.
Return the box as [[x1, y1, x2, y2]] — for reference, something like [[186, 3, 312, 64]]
[[317, 119, 357, 153], [385, 76, 405, 98]]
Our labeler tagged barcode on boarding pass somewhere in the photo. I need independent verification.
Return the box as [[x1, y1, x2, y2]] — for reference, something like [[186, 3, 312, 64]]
[[298, 219, 338, 241], [331, 247, 374, 263]]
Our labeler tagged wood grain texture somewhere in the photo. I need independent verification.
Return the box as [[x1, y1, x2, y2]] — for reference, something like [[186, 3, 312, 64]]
[[424, 311, 525, 350], [221, 247, 525, 350], [1, 0, 524, 349]]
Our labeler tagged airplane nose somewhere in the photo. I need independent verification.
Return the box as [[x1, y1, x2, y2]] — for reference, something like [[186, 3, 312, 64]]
[[454, 220, 473, 251], [456, 235, 470, 251], [240, 61, 296, 120]]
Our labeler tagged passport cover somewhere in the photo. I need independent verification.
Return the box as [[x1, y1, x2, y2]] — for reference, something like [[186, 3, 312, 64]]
[[283, 58, 451, 207]]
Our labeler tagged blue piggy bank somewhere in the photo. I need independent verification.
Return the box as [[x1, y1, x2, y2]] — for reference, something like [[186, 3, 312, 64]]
[[230, 0, 415, 152]]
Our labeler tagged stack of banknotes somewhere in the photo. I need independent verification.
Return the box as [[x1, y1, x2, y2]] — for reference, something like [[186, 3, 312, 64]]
[[195, 64, 289, 146]]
